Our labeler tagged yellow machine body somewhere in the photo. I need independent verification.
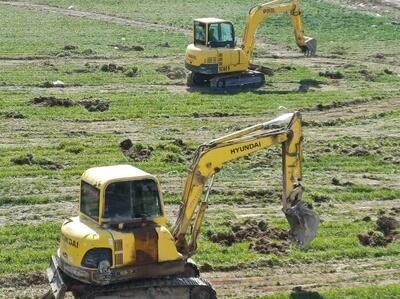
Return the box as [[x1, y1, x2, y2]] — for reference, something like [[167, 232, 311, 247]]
[[185, 18, 249, 75], [57, 165, 183, 285], [185, 1, 317, 88]]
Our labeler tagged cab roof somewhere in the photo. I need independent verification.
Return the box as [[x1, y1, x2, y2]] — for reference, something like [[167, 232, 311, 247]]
[[194, 17, 229, 24], [81, 165, 156, 188]]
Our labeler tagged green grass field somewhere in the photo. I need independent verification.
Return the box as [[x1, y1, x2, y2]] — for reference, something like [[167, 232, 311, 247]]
[[0, 0, 399, 298]]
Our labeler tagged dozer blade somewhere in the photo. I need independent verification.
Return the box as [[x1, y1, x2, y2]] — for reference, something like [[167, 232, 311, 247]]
[[284, 202, 319, 248], [301, 38, 317, 57]]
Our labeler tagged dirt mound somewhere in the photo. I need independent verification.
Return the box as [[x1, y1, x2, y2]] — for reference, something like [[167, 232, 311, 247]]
[[156, 65, 187, 79], [31, 96, 75, 107], [100, 63, 127, 73], [110, 43, 144, 51], [319, 70, 344, 79], [11, 153, 63, 170], [303, 98, 370, 112], [206, 219, 290, 254], [192, 111, 233, 118], [377, 216, 400, 235], [0, 111, 25, 119], [358, 215, 399, 247], [100, 63, 138, 77], [79, 98, 110, 112], [119, 139, 153, 161]]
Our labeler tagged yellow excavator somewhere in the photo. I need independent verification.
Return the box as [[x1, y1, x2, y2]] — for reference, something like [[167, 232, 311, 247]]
[[185, 0, 317, 89], [44, 112, 319, 298]]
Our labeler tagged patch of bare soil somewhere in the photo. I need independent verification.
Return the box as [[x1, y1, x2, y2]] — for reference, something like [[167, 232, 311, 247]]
[[156, 65, 187, 79], [119, 139, 153, 161], [78, 97, 110, 112], [358, 213, 400, 246], [206, 219, 290, 255], [11, 153, 63, 170]]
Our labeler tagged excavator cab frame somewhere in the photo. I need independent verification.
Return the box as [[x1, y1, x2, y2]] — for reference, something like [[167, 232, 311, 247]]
[[193, 18, 235, 48]]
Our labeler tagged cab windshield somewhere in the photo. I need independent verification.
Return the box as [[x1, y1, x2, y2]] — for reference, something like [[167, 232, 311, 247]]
[[208, 22, 234, 48], [104, 179, 162, 222]]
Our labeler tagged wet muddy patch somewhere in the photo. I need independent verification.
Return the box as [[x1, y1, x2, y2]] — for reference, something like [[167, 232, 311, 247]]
[[206, 219, 290, 255]]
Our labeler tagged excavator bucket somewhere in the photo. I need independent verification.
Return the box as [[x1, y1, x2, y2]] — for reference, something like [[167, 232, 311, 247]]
[[301, 38, 317, 56], [284, 202, 319, 248]]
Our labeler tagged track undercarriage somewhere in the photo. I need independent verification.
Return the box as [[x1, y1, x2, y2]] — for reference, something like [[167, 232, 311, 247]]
[[187, 70, 265, 90], [42, 256, 216, 299]]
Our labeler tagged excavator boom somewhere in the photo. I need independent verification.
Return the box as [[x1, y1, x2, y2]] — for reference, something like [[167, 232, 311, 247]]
[[173, 112, 319, 256]]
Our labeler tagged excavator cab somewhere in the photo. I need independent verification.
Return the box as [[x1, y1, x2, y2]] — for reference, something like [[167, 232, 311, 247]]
[[194, 18, 235, 48]]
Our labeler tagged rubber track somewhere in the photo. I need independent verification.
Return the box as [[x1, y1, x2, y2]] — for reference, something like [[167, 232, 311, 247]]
[[77, 276, 217, 298]]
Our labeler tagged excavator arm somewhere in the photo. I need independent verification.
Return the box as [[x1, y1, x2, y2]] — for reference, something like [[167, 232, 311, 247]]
[[241, 0, 317, 59], [173, 112, 319, 257]]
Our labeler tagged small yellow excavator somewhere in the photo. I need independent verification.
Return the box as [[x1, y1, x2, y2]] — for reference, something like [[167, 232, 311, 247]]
[[44, 112, 319, 298], [185, 0, 316, 89]]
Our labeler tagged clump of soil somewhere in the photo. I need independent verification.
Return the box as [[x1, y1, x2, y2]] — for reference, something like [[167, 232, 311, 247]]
[[383, 68, 394, 75], [100, 63, 127, 73], [331, 177, 353, 186], [110, 44, 144, 51], [78, 97, 110, 112], [249, 64, 274, 76], [298, 79, 323, 92], [350, 147, 370, 156], [192, 111, 233, 118], [119, 139, 153, 161], [156, 65, 187, 79], [64, 44, 78, 51], [358, 215, 399, 247], [55, 45, 96, 57], [319, 70, 344, 79], [359, 69, 376, 81], [206, 219, 290, 254], [158, 42, 170, 48], [100, 63, 138, 77], [0, 111, 25, 119], [31, 96, 75, 107], [11, 153, 63, 170], [303, 98, 369, 112]]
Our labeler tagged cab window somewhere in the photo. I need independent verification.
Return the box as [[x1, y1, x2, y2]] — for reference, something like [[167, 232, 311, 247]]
[[104, 179, 162, 221], [194, 22, 206, 45], [208, 22, 234, 48], [80, 181, 100, 221]]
